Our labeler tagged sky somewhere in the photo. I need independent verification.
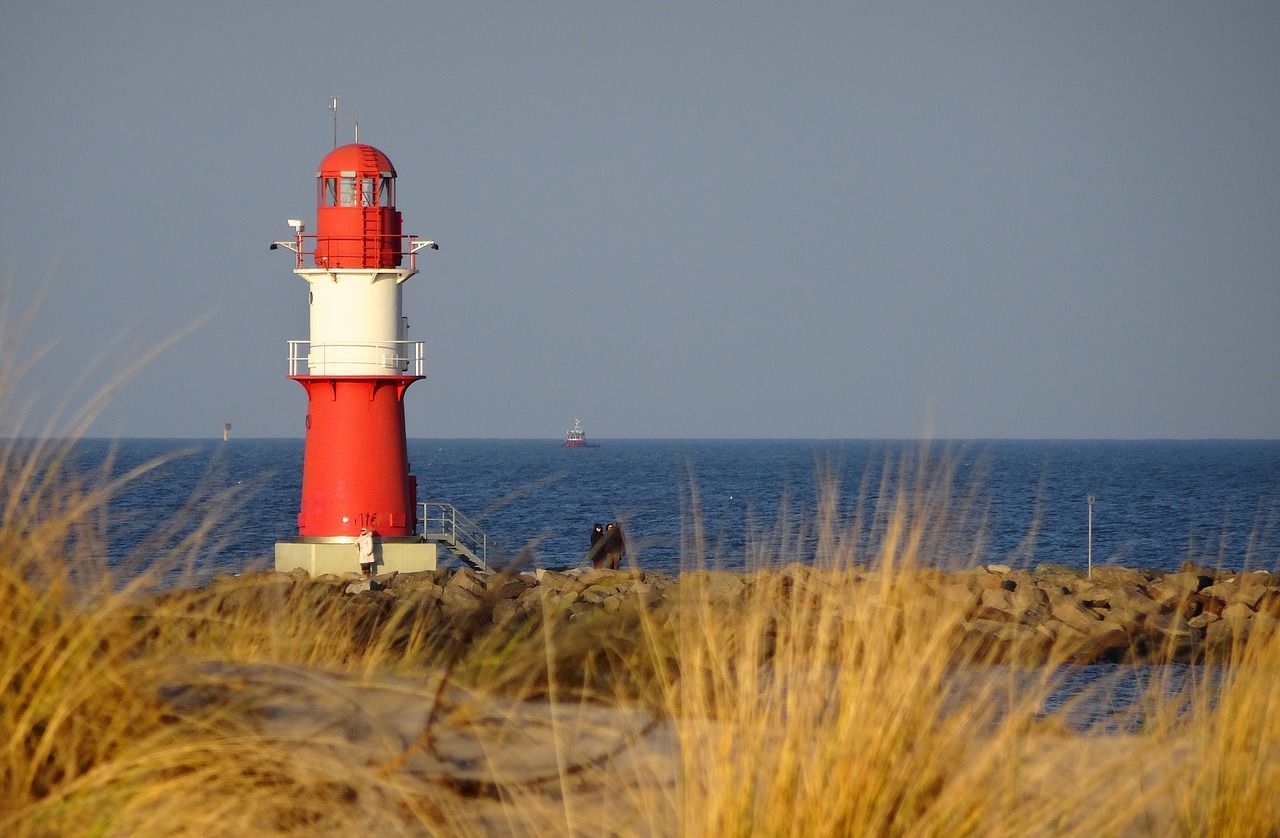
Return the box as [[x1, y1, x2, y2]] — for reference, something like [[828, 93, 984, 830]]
[[1, 1, 1277, 439]]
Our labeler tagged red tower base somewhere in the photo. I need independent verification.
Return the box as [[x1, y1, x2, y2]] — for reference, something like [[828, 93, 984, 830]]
[[294, 376, 420, 538]]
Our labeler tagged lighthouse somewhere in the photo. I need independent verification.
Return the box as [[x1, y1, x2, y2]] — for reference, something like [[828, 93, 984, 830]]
[[272, 142, 439, 576]]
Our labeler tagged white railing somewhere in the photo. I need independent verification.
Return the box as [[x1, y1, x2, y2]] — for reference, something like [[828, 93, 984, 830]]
[[287, 340, 425, 376]]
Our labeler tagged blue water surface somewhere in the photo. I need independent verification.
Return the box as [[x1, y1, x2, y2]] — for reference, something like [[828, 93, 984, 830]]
[[64, 438, 1279, 579]]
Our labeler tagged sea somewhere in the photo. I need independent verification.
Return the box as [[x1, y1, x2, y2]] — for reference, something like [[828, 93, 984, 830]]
[[66, 438, 1279, 579]]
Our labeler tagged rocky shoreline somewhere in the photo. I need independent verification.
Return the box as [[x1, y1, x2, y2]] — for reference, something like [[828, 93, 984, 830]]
[[272, 559, 1280, 665]]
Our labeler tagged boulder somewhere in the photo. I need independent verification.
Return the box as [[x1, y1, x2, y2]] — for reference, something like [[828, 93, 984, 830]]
[[1256, 590, 1280, 617], [534, 570, 585, 595], [1036, 580, 1073, 597], [1090, 566, 1151, 587], [1152, 572, 1211, 599], [979, 587, 1016, 615], [1081, 585, 1163, 618], [575, 567, 638, 587], [1179, 561, 1227, 582], [969, 572, 1008, 592], [518, 586, 579, 615], [1047, 592, 1104, 635], [343, 574, 395, 595], [1206, 615, 1248, 650], [515, 586, 546, 614], [1010, 584, 1049, 613], [1037, 619, 1085, 645], [974, 585, 1049, 627], [446, 567, 486, 597], [349, 588, 397, 604], [487, 575, 531, 600], [491, 598, 519, 624], [580, 585, 619, 605], [1162, 570, 1208, 596], [1200, 578, 1272, 609], [1167, 591, 1223, 621], [390, 570, 438, 592], [403, 582, 445, 605], [1187, 612, 1220, 629], [1072, 580, 1100, 599], [1014, 605, 1049, 627], [1033, 562, 1081, 576], [1104, 606, 1148, 632], [441, 585, 482, 618], [1221, 601, 1256, 625]]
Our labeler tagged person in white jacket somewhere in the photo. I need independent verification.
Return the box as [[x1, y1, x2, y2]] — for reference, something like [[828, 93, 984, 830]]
[[356, 527, 375, 576]]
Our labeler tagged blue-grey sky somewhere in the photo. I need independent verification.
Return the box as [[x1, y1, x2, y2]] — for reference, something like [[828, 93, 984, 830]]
[[2, 2, 1277, 439]]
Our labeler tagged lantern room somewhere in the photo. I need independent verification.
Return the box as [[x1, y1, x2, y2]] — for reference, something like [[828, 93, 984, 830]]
[[314, 143, 403, 269]]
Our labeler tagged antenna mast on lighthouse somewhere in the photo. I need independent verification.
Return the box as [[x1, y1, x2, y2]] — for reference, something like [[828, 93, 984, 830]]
[[329, 96, 338, 148]]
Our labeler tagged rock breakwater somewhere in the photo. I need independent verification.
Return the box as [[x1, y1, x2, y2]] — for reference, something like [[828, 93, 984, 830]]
[[247, 560, 1280, 665]]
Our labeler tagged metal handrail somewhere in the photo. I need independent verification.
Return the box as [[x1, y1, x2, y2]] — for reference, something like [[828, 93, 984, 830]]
[[420, 501, 490, 570], [287, 340, 425, 376], [271, 233, 437, 271]]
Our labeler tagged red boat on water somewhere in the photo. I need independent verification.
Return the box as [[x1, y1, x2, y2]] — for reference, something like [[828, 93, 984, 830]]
[[563, 418, 598, 448]]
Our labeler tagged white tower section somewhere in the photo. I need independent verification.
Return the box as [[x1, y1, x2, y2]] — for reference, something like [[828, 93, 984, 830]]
[[296, 267, 420, 376]]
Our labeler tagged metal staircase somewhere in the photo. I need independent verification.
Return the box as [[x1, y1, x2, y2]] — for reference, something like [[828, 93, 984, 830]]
[[420, 502, 492, 571]]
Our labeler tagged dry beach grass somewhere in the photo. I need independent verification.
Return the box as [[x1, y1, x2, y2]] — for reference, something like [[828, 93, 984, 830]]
[[1, 377, 1278, 834]]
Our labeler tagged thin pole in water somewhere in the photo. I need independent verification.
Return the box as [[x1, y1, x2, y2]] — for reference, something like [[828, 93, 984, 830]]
[[1087, 494, 1095, 579]]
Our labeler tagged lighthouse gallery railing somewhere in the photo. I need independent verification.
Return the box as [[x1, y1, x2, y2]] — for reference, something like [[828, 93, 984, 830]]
[[272, 234, 438, 271], [287, 340, 425, 377]]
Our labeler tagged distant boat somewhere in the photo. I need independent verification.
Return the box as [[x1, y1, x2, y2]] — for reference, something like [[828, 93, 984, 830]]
[[563, 418, 598, 448]]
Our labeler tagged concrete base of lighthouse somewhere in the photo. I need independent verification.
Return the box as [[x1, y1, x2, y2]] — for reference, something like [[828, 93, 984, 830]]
[[274, 539, 438, 576]]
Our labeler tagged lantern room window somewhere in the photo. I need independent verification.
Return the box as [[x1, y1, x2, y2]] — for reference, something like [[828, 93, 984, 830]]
[[317, 170, 394, 208]]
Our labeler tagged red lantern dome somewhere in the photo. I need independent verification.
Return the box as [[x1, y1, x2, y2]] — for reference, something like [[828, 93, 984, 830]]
[[314, 143, 403, 268]]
